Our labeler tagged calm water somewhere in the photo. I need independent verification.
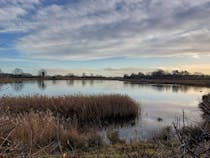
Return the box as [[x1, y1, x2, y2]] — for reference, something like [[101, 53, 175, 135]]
[[1, 80, 210, 140]]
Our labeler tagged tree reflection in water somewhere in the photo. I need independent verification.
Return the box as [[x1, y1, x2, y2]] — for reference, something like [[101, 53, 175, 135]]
[[66, 80, 74, 86], [10, 82, 24, 92], [52, 80, 57, 85], [82, 80, 86, 87], [37, 80, 47, 90], [0, 83, 3, 91], [123, 82, 198, 93], [89, 80, 94, 86]]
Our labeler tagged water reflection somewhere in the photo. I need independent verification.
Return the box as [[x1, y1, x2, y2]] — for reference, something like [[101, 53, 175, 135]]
[[52, 80, 57, 85], [66, 80, 74, 86], [4, 80, 209, 94], [0, 80, 209, 140], [123, 81, 205, 93], [0, 83, 3, 91], [82, 80, 86, 87], [10, 82, 24, 92], [89, 80, 94, 86], [37, 80, 47, 90], [151, 84, 190, 93]]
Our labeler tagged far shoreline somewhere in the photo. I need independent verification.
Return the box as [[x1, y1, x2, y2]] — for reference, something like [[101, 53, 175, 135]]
[[1, 76, 210, 88]]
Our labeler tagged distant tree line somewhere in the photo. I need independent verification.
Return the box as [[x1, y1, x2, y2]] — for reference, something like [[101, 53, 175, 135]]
[[2, 68, 209, 80], [123, 70, 210, 80], [0, 68, 47, 78], [0, 68, 106, 79]]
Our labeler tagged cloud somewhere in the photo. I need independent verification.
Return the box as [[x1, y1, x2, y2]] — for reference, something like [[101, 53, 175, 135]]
[[1, 0, 210, 60], [0, 0, 41, 33], [159, 64, 210, 74]]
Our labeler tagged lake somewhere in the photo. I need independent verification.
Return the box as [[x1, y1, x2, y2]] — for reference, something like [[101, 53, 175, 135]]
[[0, 80, 210, 140]]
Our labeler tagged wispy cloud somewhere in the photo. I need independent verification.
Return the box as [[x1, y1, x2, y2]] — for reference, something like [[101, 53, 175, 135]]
[[1, 0, 210, 60]]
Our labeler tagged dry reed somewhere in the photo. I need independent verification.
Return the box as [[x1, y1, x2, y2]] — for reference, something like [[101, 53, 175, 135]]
[[0, 111, 104, 155], [0, 94, 139, 125], [0, 94, 139, 156]]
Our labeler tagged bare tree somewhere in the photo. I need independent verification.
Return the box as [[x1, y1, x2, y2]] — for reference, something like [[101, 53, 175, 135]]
[[38, 69, 47, 77], [67, 73, 74, 77], [13, 68, 23, 75], [82, 73, 86, 77]]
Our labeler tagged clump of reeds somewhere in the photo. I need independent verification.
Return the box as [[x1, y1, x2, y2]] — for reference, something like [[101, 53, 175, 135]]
[[0, 94, 139, 125], [0, 111, 104, 156]]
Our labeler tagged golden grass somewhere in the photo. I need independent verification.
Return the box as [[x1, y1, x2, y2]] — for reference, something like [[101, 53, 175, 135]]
[[0, 94, 139, 125]]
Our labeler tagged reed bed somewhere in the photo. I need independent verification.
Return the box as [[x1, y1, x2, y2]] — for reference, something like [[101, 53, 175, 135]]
[[0, 94, 139, 156], [0, 94, 139, 125]]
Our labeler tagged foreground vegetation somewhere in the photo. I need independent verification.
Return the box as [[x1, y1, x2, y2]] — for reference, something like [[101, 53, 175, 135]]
[[0, 94, 140, 157], [0, 93, 209, 157]]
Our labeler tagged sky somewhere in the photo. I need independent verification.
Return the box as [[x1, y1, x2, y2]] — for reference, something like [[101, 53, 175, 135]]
[[0, 0, 210, 76]]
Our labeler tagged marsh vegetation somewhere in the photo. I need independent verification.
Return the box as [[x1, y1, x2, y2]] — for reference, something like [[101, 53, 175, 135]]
[[0, 93, 209, 157], [0, 94, 140, 157], [0, 80, 209, 157], [0, 95, 139, 126]]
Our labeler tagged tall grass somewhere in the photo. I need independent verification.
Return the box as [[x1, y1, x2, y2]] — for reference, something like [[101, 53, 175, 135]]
[[0, 95, 139, 126]]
